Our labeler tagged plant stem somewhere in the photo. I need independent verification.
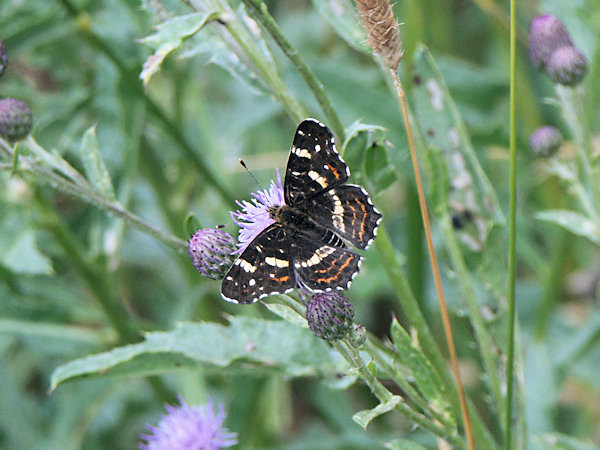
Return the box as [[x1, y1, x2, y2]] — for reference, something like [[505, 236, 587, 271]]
[[333, 340, 465, 449], [57, 0, 234, 204], [190, 0, 305, 123], [1, 139, 187, 251], [391, 71, 474, 450], [241, 0, 345, 142], [505, 0, 517, 446]]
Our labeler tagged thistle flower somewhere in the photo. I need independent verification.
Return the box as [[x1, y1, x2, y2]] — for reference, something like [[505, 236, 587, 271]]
[[0, 98, 33, 142], [231, 169, 284, 253], [188, 228, 237, 280], [528, 14, 573, 71], [356, 0, 403, 70], [0, 38, 7, 78], [140, 396, 237, 450], [547, 46, 588, 86], [306, 291, 354, 341], [529, 126, 562, 158]]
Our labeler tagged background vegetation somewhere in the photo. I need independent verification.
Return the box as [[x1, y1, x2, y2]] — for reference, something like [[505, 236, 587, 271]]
[[0, 0, 599, 448]]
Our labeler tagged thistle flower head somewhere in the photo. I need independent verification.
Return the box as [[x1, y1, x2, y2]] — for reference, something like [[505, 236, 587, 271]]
[[0, 38, 7, 78], [528, 14, 573, 71], [0, 98, 33, 142], [547, 46, 588, 86], [231, 169, 284, 253], [356, 0, 403, 70], [188, 228, 237, 280], [140, 396, 237, 450], [306, 291, 354, 341], [529, 126, 562, 158]]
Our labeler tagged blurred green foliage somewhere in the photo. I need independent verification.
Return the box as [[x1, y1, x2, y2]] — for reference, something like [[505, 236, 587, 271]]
[[1, 0, 600, 448]]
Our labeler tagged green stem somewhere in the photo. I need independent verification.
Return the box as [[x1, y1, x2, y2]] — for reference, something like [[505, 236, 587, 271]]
[[57, 0, 234, 204], [441, 217, 505, 431], [534, 228, 570, 340], [333, 340, 465, 448], [190, 0, 305, 123], [364, 338, 455, 430], [505, 0, 517, 446], [241, 0, 345, 142], [555, 85, 600, 216], [1, 139, 186, 250]]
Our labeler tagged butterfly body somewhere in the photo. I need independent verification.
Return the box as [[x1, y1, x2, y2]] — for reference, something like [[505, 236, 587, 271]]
[[222, 119, 382, 304]]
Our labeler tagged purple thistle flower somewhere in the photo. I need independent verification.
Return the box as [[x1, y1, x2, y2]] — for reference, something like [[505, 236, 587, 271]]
[[529, 14, 573, 71], [529, 126, 563, 158], [188, 228, 238, 280], [547, 46, 588, 86], [140, 396, 238, 450], [306, 291, 354, 341], [231, 169, 284, 253]]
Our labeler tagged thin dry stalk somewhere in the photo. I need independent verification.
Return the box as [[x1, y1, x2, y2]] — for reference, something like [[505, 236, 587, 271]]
[[355, 1, 475, 448]]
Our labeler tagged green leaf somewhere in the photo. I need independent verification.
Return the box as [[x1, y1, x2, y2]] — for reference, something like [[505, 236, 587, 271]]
[[311, 0, 369, 53], [389, 319, 453, 422], [79, 126, 115, 200], [409, 45, 504, 252], [536, 210, 600, 245], [352, 395, 402, 429], [384, 439, 428, 450], [529, 433, 598, 450], [139, 11, 222, 86], [341, 121, 385, 183], [365, 140, 397, 193], [50, 317, 346, 391], [0, 203, 52, 275]]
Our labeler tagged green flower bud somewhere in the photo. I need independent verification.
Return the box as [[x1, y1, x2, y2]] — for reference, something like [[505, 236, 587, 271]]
[[306, 291, 354, 341], [188, 228, 237, 280], [0, 98, 33, 142]]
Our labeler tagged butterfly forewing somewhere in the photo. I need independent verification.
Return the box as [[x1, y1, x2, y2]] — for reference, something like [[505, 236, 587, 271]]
[[221, 224, 296, 304], [284, 119, 349, 206], [303, 185, 382, 250]]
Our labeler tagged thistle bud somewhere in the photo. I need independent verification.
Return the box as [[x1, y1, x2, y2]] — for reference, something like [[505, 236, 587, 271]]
[[529, 126, 562, 158], [306, 291, 354, 341], [0, 38, 7, 78], [528, 14, 572, 71], [188, 228, 237, 280], [547, 46, 588, 86], [0, 98, 33, 142]]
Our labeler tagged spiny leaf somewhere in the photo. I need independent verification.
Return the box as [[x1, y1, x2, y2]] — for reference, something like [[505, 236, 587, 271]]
[[50, 317, 347, 391], [80, 126, 115, 200], [352, 395, 402, 429], [139, 11, 222, 86]]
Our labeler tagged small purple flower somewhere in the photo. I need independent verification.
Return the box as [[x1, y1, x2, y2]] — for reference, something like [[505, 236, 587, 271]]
[[231, 169, 284, 253], [529, 126, 563, 158], [306, 291, 354, 341], [188, 228, 237, 280], [140, 396, 238, 450], [529, 14, 572, 71], [547, 46, 588, 86]]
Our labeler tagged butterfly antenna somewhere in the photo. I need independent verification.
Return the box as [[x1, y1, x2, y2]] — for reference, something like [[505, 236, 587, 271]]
[[239, 159, 264, 192]]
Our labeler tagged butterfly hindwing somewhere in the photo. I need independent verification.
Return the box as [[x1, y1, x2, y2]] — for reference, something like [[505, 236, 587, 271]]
[[303, 185, 382, 250], [291, 230, 362, 292], [284, 119, 349, 206], [221, 224, 296, 304]]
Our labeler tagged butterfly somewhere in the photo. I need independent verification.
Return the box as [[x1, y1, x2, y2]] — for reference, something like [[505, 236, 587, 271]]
[[221, 119, 382, 304]]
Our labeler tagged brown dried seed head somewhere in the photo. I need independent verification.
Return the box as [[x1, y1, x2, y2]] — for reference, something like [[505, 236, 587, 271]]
[[356, 0, 403, 69]]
